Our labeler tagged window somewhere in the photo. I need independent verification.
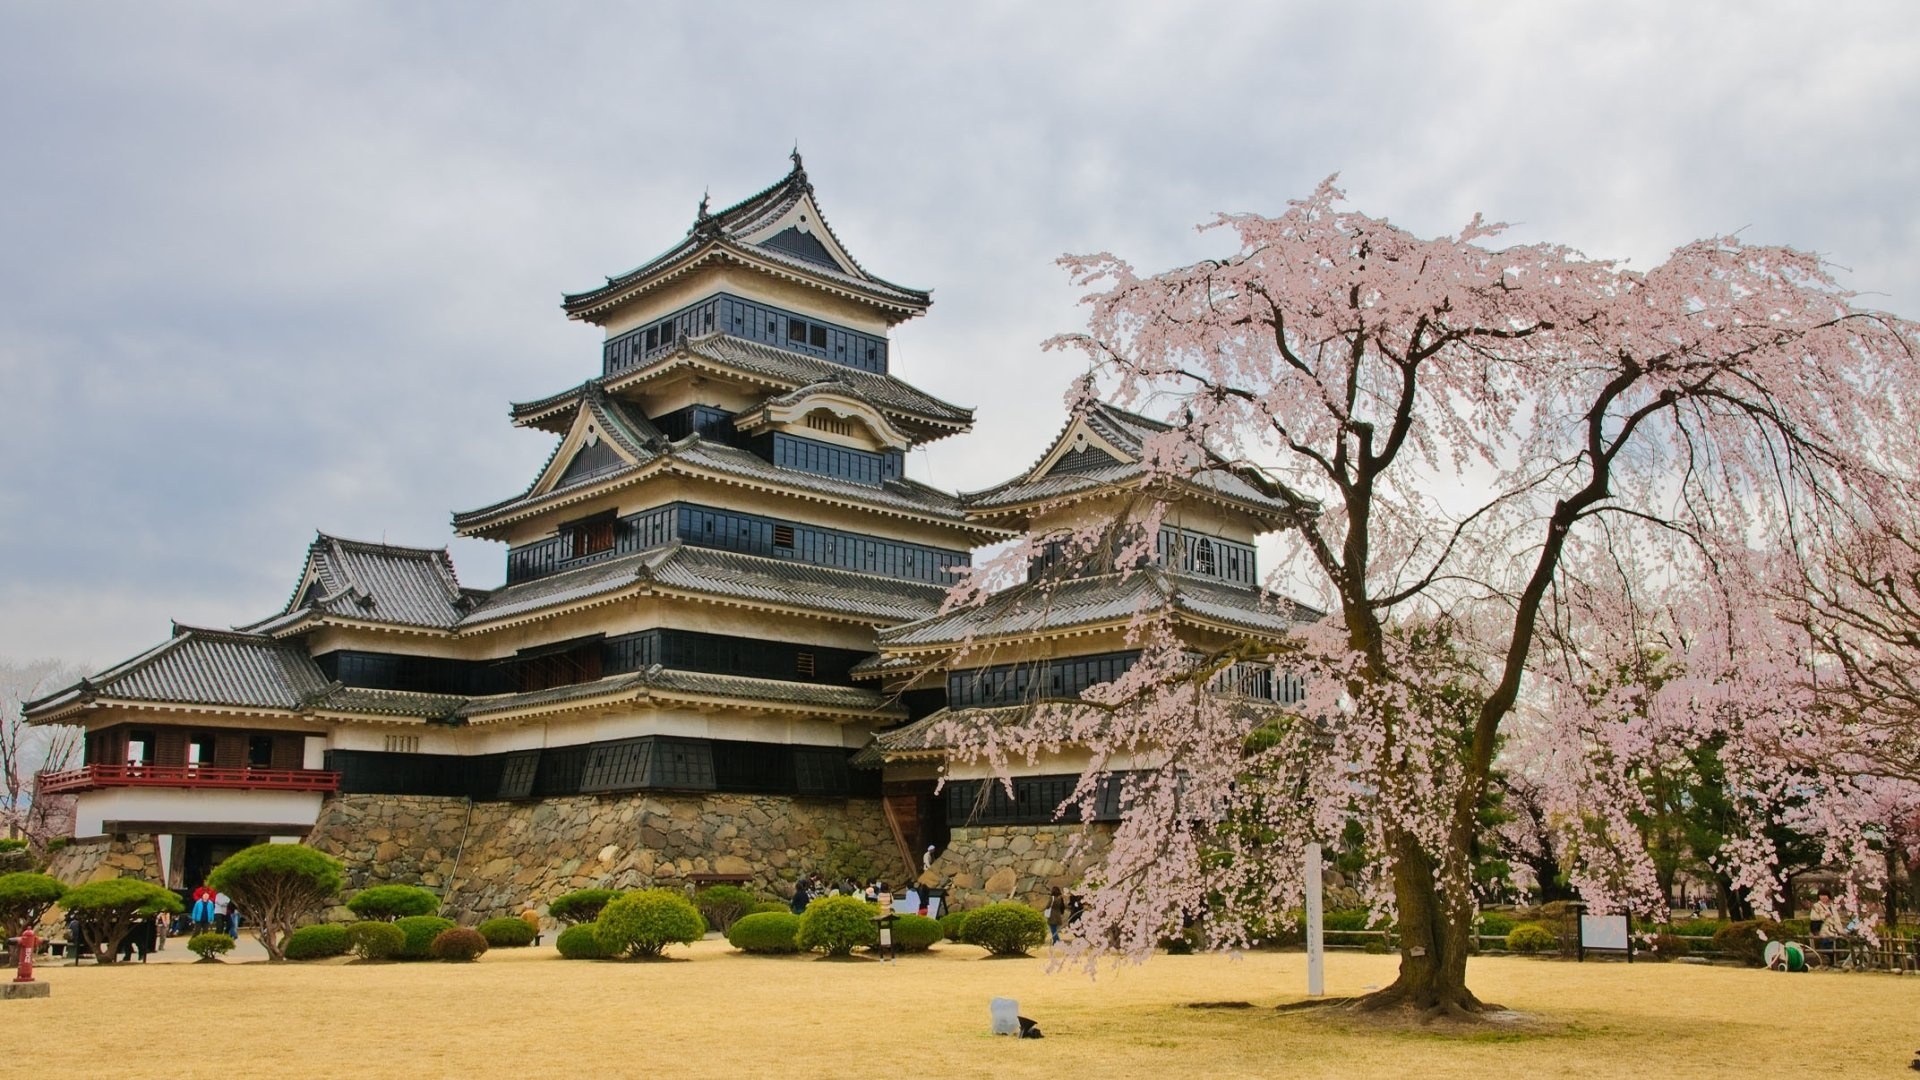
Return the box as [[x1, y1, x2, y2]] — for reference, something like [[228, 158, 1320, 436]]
[[569, 516, 615, 558], [126, 730, 155, 766], [772, 524, 795, 549], [189, 733, 216, 766], [795, 651, 815, 678], [1193, 538, 1216, 576], [383, 734, 420, 754], [808, 325, 827, 348], [247, 735, 274, 767], [788, 317, 806, 342]]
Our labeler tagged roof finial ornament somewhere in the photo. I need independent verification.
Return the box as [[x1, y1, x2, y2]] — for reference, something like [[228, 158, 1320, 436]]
[[696, 189, 711, 220], [789, 143, 812, 192]]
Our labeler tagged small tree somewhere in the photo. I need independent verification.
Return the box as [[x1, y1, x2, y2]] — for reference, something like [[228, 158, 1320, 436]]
[[61, 878, 181, 964], [345, 883, 439, 921], [0, 871, 65, 963], [548, 887, 620, 925], [207, 844, 344, 962]]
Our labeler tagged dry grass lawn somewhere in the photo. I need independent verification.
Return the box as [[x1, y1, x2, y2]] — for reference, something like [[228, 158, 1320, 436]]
[[5, 940, 1917, 1079]]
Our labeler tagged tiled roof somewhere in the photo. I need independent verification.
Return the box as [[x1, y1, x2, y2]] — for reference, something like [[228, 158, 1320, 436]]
[[561, 159, 930, 319], [877, 570, 1313, 650], [305, 686, 468, 720], [24, 626, 332, 719], [620, 333, 973, 430], [457, 665, 903, 721], [456, 391, 990, 534], [244, 533, 471, 633], [24, 624, 896, 726], [458, 543, 950, 628], [962, 401, 1293, 520]]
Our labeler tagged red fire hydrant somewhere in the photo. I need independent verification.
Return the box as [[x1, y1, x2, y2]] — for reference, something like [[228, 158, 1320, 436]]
[[13, 927, 36, 983]]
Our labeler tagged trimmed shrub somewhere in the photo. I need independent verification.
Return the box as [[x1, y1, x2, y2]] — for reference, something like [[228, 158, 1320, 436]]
[[1648, 932, 1690, 961], [1713, 919, 1785, 967], [963, 903, 1047, 957], [393, 915, 457, 960], [1323, 908, 1390, 947], [478, 916, 537, 948], [1506, 923, 1558, 955], [556, 923, 608, 960], [0, 838, 26, 853], [208, 844, 344, 962], [0, 872, 67, 949], [694, 884, 758, 934], [61, 878, 183, 964], [548, 888, 620, 926], [796, 895, 878, 957], [889, 914, 944, 953], [346, 884, 439, 921], [752, 900, 790, 915], [432, 926, 489, 962], [939, 910, 969, 941], [348, 920, 405, 961], [188, 931, 235, 960], [283, 923, 351, 960], [1665, 918, 1726, 939], [727, 911, 803, 954], [595, 889, 705, 959], [1477, 910, 1518, 938]]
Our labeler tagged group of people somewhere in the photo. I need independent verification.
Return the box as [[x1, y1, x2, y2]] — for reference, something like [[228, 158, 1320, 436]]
[[787, 872, 943, 917], [189, 882, 241, 936]]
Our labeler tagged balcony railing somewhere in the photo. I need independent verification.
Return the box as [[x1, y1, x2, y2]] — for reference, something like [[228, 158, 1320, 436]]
[[38, 764, 341, 795]]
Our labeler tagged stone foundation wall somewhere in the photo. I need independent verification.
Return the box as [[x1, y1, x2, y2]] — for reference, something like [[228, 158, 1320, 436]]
[[305, 792, 902, 924], [935, 823, 1111, 910], [42, 834, 162, 886]]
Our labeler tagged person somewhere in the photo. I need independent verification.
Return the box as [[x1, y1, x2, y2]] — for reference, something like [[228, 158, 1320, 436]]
[[789, 875, 812, 915], [1808, 892, 1836, 939], [1045, 886, 1065, 945], [191, 883, 215, 931], [226, 901, 241, 938], [213, 891, 232, 937], [923, 845, 937, 875], [1066, 892, 1084, 928]]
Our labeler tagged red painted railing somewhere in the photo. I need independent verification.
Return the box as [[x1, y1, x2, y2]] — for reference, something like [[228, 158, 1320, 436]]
[[37, 764, 341, 795]]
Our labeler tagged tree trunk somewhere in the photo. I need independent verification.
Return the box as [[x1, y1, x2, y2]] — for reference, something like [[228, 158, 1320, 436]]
[[1357, 827, 1492, 1017]]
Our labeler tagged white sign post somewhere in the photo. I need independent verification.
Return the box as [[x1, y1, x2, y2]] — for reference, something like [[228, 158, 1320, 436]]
[[1305, 841, 1324, 996]]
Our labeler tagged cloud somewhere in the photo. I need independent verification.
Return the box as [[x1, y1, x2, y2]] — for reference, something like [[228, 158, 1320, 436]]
[[2, 0, 1917, 666]]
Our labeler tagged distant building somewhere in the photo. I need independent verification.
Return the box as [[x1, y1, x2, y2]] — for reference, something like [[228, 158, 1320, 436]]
[[26, 158, 1308, 912]]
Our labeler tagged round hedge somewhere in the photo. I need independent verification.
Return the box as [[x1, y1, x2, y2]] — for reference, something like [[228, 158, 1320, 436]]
[[393, 915, 457, 960], [963, 903, 1047, 956], [556, 922, 609, 960], [548, 888, 621, 926], [595, 889, 705, 959], [188, 931, 235, 959], [796, 895, 878, 957], [431, 926, 489, 962], [283, 923, 351, 960], [348, 920, 406, 961], [0, 872, 68, 931], [346, 884, 440, 921], [1506, 923, 1558, 954], [727, 911, 802, 954], [938, 910, 969, 941], [478, 916, 537, 948], [887, 914, 944, 953]]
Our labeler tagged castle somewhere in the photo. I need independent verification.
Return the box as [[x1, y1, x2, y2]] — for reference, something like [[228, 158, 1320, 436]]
[[26, 158, 1305, 917]]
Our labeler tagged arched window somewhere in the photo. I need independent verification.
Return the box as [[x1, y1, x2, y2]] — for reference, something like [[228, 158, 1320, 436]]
[[1193, 538, 1215, 576]]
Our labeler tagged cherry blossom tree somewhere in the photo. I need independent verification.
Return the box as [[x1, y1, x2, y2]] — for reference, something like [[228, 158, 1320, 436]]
[[946, 178, 1920, 1016]]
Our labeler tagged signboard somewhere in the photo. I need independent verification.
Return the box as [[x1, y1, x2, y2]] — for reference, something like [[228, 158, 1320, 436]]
[[1579, 914, 1632, 961]]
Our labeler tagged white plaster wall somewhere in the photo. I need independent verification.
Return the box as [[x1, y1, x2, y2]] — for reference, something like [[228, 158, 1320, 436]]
[[75, 788, 325, 837]]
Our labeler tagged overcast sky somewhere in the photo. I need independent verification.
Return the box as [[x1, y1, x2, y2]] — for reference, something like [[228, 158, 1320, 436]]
[[3, 1, 1917, 672]]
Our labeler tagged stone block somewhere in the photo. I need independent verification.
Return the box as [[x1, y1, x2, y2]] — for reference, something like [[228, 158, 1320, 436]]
[[2, 982, 51, 1000]]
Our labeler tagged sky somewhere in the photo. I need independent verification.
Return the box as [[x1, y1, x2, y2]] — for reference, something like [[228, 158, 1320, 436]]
[[3, 1, 1918, 672]]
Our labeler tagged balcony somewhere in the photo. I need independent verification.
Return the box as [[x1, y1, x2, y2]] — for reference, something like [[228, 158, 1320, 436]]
[[38, 764, 341, 796]]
